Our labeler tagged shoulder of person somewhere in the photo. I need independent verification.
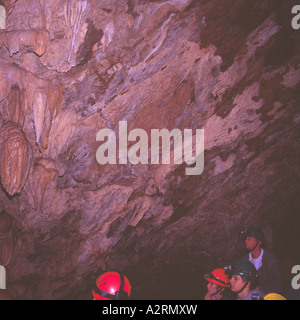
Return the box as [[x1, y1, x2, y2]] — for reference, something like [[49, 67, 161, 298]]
[[262, 249, 278, 261], [242, 289, 265, 300], [250, 289, 265, 300]]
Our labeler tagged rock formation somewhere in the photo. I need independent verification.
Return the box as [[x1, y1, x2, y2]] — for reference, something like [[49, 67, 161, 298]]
[[0, 0, 299, 299]]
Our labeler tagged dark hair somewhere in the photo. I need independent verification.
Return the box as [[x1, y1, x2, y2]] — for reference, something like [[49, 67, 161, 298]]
[[240, 275, 259, 290]]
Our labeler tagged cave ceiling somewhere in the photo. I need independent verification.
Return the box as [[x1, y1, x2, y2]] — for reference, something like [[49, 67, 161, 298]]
[[0, 0, 299, 299]]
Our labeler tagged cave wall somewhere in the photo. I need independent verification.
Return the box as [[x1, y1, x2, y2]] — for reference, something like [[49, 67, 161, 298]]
[[0, 0, 299, 299]]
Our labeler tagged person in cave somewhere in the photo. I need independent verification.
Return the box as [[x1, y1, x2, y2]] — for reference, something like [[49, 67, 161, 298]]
[[92, 271, 131, 300], [241, 226, 283, 295], [204, 268, 235, 300], [229, 259, 264, 300]]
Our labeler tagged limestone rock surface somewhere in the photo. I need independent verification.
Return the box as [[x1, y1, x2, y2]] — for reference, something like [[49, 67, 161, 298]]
[[0, 0, 299, 299]]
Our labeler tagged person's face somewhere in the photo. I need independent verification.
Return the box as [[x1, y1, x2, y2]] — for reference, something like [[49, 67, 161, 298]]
[[230, 275, 247, 293], [207, 282, 222, 296], [245, 236, 260, 251]]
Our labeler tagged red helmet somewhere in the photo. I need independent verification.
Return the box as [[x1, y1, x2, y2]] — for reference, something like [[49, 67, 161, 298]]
[[92, 271, 131, 300], [205, 268, 230, 287]]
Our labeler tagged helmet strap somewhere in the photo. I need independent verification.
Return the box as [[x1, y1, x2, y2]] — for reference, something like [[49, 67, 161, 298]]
[[236, 279, 249, 295], [250, 240, 260, 253], [115, 272, 130, 300], [211, 285, 224, 297], [93, 285, 117, 300]]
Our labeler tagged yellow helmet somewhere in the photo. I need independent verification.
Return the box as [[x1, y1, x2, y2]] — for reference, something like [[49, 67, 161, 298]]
[[264, 293, 286, 300]]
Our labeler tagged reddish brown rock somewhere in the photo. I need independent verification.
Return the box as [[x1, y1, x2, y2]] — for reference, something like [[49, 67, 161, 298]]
[[0, 0, 298, 300], [0, 28, 49, 56], [0, 121, 32, 196]]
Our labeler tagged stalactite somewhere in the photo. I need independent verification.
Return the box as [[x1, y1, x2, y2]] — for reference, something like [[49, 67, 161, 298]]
[[0, 121, 32, 196], [32, 85, 62, 151], [67, 0, 88, 64], [7, 85, 25, 126], [25, 158, 59, 212]]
